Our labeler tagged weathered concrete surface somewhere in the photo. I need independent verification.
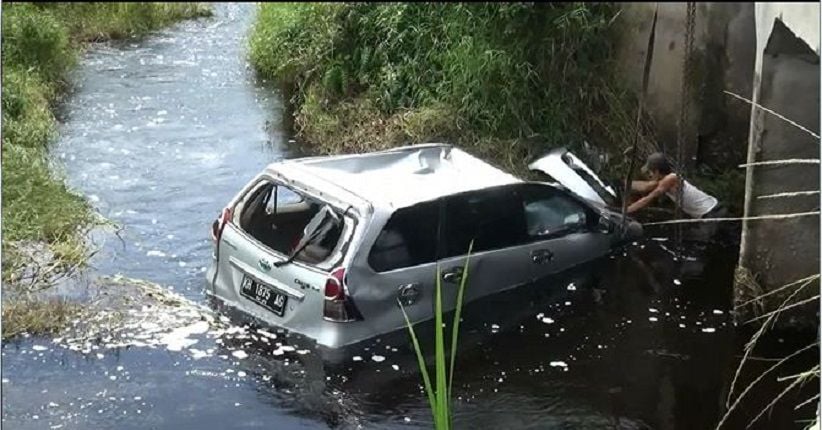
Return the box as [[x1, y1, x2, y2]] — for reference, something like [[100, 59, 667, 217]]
[[737, 3, 820, 327], [614, 3, 756, 170], [616, 3, 819, 327]]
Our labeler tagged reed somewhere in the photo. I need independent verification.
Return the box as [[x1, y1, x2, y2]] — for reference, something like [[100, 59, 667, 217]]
[[399, 242, 473, 429]]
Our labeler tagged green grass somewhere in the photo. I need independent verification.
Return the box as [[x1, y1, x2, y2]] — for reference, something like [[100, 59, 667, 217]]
[[1, 2, 212, 338], [249, 3, 640, 176], [400, 242, 473, 429]]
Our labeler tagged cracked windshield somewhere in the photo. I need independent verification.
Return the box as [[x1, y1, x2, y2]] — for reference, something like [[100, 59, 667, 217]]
[[2, 3, 819, 430]]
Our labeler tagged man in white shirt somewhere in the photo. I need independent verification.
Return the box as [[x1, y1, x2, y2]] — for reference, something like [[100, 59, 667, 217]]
[[627, 152, 728, 243]]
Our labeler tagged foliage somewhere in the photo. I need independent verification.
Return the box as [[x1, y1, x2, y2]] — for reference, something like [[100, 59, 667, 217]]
[[399, 242, 473, 429], [249, 3, 636, 174], [1, 2, 211, 337]]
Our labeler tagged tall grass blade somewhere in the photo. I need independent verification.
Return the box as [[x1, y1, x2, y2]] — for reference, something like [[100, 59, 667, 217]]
[[400, 247, 474, 429], [449, 240, 473, 401], [398, 299, 437, 416], [434, 264, 449, 429], [745, 365, 820, 429], [716, 341, 819, 429]]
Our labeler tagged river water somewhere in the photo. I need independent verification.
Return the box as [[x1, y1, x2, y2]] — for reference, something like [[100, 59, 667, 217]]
[[2, 4, 817, 430]]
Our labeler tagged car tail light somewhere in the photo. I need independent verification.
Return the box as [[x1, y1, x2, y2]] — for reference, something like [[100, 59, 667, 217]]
[[211, 207, 232, 242], [323, 267, 360, 322]]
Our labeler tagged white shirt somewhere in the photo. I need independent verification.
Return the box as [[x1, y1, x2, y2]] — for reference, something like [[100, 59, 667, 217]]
[[665, 177, 718, 218]]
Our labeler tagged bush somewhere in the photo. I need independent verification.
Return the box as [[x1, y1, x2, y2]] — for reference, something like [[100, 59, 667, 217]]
[[1, 3, 212, 338], [1, 4, 74, 84], [249, 3, 634, 172]]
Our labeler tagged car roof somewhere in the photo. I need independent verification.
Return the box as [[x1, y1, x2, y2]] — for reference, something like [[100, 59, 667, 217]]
[[270, 143, 522, 210]]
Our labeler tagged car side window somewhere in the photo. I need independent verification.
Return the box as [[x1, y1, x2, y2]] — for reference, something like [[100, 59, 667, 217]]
[[368, 200, 439, 272], [443, 187, 527, 257], [520, 184, 589, 238]]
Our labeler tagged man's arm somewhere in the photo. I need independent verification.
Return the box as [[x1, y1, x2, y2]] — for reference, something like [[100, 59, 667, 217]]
[[631, 179, 659, 194], [627, 174, 678, 214]]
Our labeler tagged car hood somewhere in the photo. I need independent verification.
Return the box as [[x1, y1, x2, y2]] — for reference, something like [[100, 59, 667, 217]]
[[528, 147, 619, 208]]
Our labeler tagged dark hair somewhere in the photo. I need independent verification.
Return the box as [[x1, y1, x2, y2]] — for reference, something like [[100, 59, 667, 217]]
[[645, 152, 673, 175]]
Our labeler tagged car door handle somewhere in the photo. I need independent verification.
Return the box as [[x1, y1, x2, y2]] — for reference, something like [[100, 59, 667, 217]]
[[442, 267, 464, 284], [531, 249, 553, 264]]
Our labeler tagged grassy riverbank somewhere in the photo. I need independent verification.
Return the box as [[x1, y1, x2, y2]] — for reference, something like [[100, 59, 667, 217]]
[[249, 3, 645, 178], [1, 2, 212, 338]]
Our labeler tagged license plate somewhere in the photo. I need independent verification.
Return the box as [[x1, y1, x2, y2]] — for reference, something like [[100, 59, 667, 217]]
[[240, 276, 287, 317]]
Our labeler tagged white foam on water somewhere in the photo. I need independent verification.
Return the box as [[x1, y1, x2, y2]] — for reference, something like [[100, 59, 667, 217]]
[[372, 355, 385, 362], [256, 329, 277, 339], [160, 320, 210, 352]]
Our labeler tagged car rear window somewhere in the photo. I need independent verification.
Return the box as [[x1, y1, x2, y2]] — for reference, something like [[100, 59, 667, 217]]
[[368, 200, 439, 272], [238, 180, 345, 265]]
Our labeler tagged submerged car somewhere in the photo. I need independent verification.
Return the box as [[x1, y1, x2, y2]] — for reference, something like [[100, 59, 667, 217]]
[[205, 143, 641, 348]]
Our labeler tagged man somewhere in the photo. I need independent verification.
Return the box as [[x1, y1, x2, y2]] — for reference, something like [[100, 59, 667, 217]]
[[627, 152, 727, 242]]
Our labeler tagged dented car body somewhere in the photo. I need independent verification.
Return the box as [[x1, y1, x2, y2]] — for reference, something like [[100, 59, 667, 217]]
[[205, 143, 641, 348]]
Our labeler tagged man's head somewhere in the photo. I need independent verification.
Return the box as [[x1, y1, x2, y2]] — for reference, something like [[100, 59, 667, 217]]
[[643, 152, 673, 179]]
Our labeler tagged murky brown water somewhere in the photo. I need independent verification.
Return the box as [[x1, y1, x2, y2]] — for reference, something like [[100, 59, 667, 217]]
[[2, 4, 817, 430]]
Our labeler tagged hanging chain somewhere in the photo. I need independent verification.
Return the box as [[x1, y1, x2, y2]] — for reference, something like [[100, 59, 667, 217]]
[[675, 2, 696, 249]]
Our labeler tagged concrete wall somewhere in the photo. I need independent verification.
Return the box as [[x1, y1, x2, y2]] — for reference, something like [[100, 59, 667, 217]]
[[736, 3, 820, 327], [614, 3, 756, 170], [616, 3, 819, 327]]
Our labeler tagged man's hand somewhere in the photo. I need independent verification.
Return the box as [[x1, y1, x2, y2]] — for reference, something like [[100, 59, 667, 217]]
[[626, 174, 678, 215]]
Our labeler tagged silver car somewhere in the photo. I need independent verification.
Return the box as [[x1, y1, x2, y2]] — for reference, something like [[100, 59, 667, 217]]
[[205, 143, 641, 348]]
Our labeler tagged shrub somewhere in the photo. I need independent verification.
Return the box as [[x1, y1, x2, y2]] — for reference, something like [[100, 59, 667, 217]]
[[249, 3, 631, 165]]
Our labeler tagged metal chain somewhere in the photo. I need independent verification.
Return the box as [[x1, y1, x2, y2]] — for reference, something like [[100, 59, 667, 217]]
[[675, 2, 696, 249]]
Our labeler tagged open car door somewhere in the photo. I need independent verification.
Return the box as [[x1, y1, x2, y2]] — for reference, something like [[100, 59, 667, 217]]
[[528, 147, 619, 209]]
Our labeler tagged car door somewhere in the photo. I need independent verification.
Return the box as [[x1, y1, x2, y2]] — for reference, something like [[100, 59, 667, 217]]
[[515, 183, 614, 283], [351, 199, 443, 331], [437, 185, 535, 308], [529, 147, 619, 208]]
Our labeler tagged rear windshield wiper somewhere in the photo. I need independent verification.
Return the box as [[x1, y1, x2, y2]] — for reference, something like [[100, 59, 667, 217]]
[[274, 206, 340, 268]]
